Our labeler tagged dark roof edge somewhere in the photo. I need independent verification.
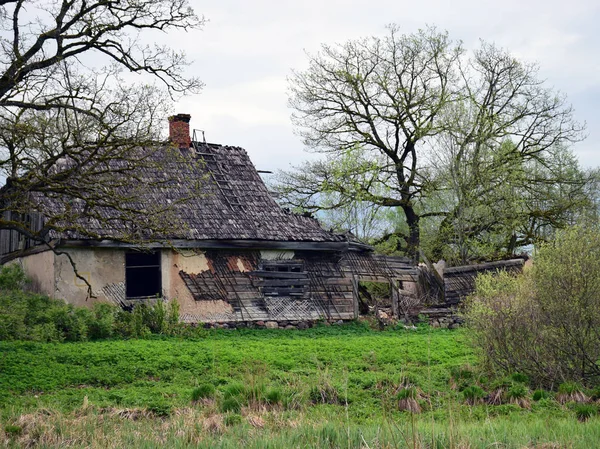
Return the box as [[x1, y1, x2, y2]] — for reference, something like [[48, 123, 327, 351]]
[[0, 244, 53, 264], [347, 241, 375, 252], [57, 239, 358, 252], [444, 258, 526, 274]]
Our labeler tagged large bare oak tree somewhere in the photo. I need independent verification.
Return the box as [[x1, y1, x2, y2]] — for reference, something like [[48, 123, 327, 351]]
[[279, 26, 585, 262]]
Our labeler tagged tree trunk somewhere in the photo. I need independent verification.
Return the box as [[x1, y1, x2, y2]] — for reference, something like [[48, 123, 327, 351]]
[[402, 203, 420, 263]]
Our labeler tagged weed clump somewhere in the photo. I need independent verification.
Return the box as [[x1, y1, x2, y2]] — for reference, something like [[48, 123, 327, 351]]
[[462, 385, 486, 405], [396, 387, 421, 413], [309, 384, 340, 405], [224, 413, 243, 426], [532, 389, 550, 401], [505, 383, 530, 409], [265, 388, 282, 405], [220, 397, 241, 414], [574, 404, 598, 422], [557, 382, 588, 404], [3, 424, 22, 437], [510, 372, 529, 384], [191, 384, 216, 402]]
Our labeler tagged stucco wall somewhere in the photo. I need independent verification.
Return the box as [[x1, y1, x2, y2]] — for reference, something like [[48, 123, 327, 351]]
[[14, 250, 55, 296], [54, 248, 125, 307], [11, 247, 366, 324], [52, 247, 234, 318]]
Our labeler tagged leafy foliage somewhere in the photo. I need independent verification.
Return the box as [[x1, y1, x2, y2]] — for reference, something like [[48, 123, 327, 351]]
[[191, 384, 216, 402], [465, 226, 600, 387], [279, 25, 586, 261], [0, 265, 187, 341]]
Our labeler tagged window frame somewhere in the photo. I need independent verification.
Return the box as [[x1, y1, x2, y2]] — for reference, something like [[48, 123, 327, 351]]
[[125, 250, 163, 299]]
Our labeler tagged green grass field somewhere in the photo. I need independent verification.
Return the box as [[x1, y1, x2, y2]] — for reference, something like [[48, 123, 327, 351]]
[[1, 323, 598, 448]]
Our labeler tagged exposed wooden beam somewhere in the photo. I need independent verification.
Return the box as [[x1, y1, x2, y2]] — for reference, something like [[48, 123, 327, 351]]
[[58, 239, 352, 252]]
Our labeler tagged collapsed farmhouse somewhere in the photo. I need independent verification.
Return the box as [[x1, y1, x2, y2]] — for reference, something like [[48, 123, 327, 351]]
[[0, 114, 424, 324], [0, 114, 526, 325]]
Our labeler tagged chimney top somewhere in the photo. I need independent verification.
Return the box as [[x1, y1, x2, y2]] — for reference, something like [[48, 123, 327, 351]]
[[169, 113, 191, 124], [168, 113, 191, 148]]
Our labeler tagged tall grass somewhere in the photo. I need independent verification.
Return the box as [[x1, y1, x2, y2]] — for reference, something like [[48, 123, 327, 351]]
[[1, 406, 599, 448]]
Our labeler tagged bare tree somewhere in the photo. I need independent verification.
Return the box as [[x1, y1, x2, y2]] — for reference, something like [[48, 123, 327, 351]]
[[286, 26, 462, 261], [0, 0, 205, 256], [281, 27, 585, 262], [426, 43, 587, 263]]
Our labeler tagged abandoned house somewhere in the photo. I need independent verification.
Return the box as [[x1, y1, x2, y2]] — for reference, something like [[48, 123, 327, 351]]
[[0, 114, 420, 325]]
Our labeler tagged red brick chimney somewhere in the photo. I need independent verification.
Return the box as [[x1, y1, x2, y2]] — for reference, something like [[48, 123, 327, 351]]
[[168, 113, 191, 148]]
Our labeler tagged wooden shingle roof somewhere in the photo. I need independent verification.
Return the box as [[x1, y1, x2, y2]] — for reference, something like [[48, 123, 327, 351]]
[[42, 142, 346, 244]]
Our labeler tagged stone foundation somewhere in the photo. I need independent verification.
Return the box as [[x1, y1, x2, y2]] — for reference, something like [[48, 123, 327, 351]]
[[200, 319, 326, 330]]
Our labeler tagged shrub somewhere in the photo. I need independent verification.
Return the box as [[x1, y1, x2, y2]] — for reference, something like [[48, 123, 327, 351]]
[[510, 373, 529, 384], [220, 397, 241, 413], [532, 389, 550, 401], [506, 383, 528, 400], [462, 385, 486, 405], [0, 265, 187, 341], [464, 226, 600, 387], [224, 413, 242, 426], [574, 404, 598, 422], [223, 382, 247, 400], [557, 382, 588, 404], [265, 388, 282, 405], [397, 387, 421, 413], [506, 383, 530, 409], [309, 384, 340, 405], [147, 402, 172, 417], [0, 264, 28, 290], [87, 303, 116, 339], [192, 384, 216, 402]]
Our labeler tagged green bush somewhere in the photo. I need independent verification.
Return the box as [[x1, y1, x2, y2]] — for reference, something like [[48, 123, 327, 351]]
[[0, 265, 187, 341], [532, 389, 550, 401], [87, 303, 116, 339], [0, 264, 28, 290], [506, 383, 528, 400], [464, 226, 600, 387], [224, 413, 242, 426], [223, 382, 247, 400], [558, 382, 584, 395], [396, 387, 417, 400], [574, 404, 598, 422], [192, 384, 216, 401], [265, 388, 282, 405], [462, 385, 486, 404], [510, 373, 529, 384], [220, 397, 241, 413]]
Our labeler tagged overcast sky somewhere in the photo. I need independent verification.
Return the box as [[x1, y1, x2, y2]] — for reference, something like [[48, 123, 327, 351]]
[[170, 0, 600, 173]]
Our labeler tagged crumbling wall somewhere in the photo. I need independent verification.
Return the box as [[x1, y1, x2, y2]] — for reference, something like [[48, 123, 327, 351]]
[[176, 249, 357, 323], [168, 249, 237, 322], [54, 248, 125, 307]]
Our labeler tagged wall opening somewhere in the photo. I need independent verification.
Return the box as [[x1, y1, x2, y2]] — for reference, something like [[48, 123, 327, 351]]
[[357, 280, 391, 315], [255, 260, 308, 297], [125, 251, 161, 298]]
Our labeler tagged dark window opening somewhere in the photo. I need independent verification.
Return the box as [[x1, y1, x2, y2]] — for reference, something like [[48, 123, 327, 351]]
[[255, 260, 308, 297], [125, 251, 162, 298]]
